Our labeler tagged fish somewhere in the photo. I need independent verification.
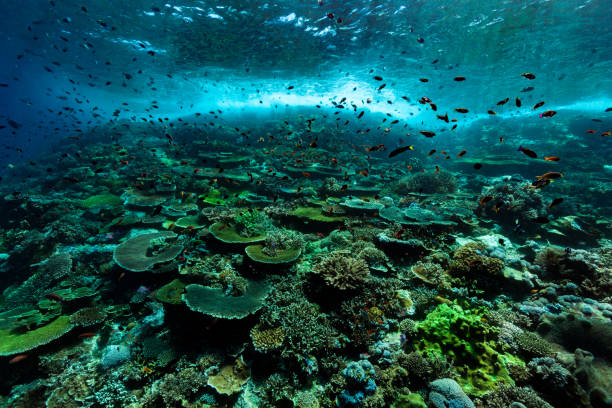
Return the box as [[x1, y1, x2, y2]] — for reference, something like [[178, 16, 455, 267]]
[[521, 72, 536, 79], [454, 108, 469, 113], [518, 146, 537, 158], [586, 129, 597, 134], [419, 78, 429, 82], [366, 144, 385, 152], [428, 149, 436, 156], [435, 165, 439, 174], [606, 107, 612, 112], [78, 332, 97, 338], [479, 195, 494, 206], [420, 131, 436, 137], [497, 98, 510, 105], [377, 83, 386, 91], [302, 172, 311, 178], [537, 171, 563, 180], [515, 97, 521, 107], [521, 86, 534, 92], [454, 76, 466, 81], [533, 101, 545, 110], [436, 113, 449, 123], [388, 145, 414, 158], [473, 163, 483, 169], [602, 131, 611, 136], [457, 150, 467, 158], [548, 198, 564, 208], [544, 156, 560, 161], [359, 170, 369, 176], [540, 110, 557, 118], [451, 124, 457, 130], [373, 76, 383, 81], [487, 110, 497, 115], [8, 354, 28, 364], [430, 103, 437, 111], [417, 37, 424, 43], [357, 111, 364, 119]]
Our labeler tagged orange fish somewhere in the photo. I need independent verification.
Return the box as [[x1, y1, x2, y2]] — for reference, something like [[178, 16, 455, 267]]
[[78, 332, 97, 338], [540, 110, 557, 118], [302, 172, 311, 178], [602, 131, 611, 136], [586, 129, 597, 134], [533, 101, 545, 110], [435, 165, 439, 174], [544, 156, 560, 161], [537, 171, 563, 180], [458, 150, 467, 158], [8, 354, 28, 364], [359, 170, 369, 176]]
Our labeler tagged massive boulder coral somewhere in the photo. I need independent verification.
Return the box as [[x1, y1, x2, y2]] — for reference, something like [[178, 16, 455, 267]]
[[113, 231, 183, 272], [312, 250, 370, 290], [394, 170, 458, 194], [448, 242, 504, 279]]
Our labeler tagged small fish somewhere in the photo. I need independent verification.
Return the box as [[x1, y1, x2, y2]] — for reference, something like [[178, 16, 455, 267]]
[[302, 171, 311, 178], [419, 78, 429, 82], [366, 144, 385, 152], [78, 332, 97, 338], [544, 156, 560, 161], [521, 86, 534, 92], [548, 198, 564, 208], [606, 107, 612, 112], [430, 103, 437, 111], [518, 146, 537, 158], [359, 170, 369, 176], [373, 76, 383, 81], [515, 97, 521, 107], [8, 354, 28, 364], [388, 145, 414, 158], [457, 150, 467, 158], [537, 171, 563, 180], [357, 111, 364, 119], [420, 130, 436, 137], [436, 113, 449, 123], [473, 163, 483, 169], [309, 140, 317, 148], [451, 124, 457, 130], [417, 37, 424, 43], [454, 108, 469, 113], [540, 110, 557, 118], [521, 72, 536, 79], [428, 149, 436, 156], [435, 165, 439, 174], [533, 101, 545, 110], [601, 131, 611, 136], [586, 129, 597, 134], [497, 97, 510, 105], [479, 195, 493, 206], [454, 76, 466, 81], [377, 83, 386, 91], [487, 110, 497, 115]]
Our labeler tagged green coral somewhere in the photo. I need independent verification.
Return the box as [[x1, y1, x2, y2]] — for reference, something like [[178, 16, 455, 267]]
[[0, 315, 73, 356], [234, 209, 268, 237], [113, 231, 183, 272], [209, 222, 265, 244], [412, 303, 522, 397], [80, 194, 123, 210], [153, 279, 186, 304], [183, 280, 271, 319], [199, 189, 227, 206], [290, 206, 346, 222], [245, 245, 301, 264], [391, 392, 427, 408]]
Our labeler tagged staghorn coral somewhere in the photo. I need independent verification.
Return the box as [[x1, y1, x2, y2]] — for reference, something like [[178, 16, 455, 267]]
[[250, 323, 285, 353], [483, 384, 553, 408], [312, 250, 370, 290]]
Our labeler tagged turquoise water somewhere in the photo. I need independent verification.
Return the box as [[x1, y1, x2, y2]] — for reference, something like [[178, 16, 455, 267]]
[[0, 1, 611, 407]]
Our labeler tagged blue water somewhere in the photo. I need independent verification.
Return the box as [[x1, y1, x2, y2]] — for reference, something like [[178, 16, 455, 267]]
[[0, 1, 611, 407]]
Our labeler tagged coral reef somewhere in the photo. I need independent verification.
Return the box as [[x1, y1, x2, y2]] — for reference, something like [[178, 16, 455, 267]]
[[312, 250, 370, 290]]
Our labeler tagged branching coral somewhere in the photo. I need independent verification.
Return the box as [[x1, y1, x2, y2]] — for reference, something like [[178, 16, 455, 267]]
[[312, 250, 370, 290]]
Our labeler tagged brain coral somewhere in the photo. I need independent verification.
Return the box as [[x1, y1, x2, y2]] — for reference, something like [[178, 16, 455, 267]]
[[113, 231, 183, 272], [312, 250, 370, 290]]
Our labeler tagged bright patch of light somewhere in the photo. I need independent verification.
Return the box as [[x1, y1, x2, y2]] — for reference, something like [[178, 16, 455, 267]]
[[279, 13, 296, 23], [207, 12, 223, 20]]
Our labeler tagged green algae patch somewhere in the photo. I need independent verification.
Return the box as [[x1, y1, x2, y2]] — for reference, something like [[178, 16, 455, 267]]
[[183, 280, 271, 319], [290, 206, 346, 222], [245, 245, 301, 264], [413, 303, 522, 397], [199, 189, 227, 206], [0, 315, 73, 356], [80, 194, 124, 210], [209, 222, 265, 244], [153, 279, 186, 304]]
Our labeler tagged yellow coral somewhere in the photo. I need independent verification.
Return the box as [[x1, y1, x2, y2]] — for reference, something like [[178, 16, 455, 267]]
[[250, 324, 285, 352], [207, 356, 250, 395]]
